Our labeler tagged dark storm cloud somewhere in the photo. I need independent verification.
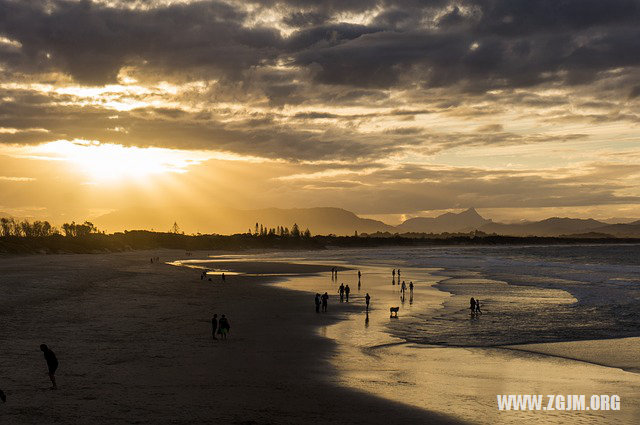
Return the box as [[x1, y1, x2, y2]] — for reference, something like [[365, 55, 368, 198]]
[[0, 0, 280, 84], [0, 0, 638, 91]]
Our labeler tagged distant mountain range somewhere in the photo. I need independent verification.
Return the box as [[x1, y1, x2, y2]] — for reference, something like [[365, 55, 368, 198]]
[[91, 206, 640, 238], [3, 207, 640, 238]]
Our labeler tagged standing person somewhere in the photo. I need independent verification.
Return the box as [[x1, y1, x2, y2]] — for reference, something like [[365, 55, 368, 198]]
[[358, 270, 361, 281], [397, 269, 401, 279], [221, 273, 226, 283], [345, 285, 351, 302], [321, 292, 329, 312], [218, 315, 230, 340], [475, 299, 482, 314], [40, 344, 58, 390], [315, 293, 321, 313], [470, 297, 476, 315], [365, 293, 371, 311], [401, 281, 406, 294], [392, 269, 396, 279], [409, 282, 414, 293], [211, 314, 218, 340], [339, 283, 345, 302]]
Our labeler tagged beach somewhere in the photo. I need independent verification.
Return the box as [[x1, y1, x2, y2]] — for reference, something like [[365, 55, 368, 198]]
[[0, 250, 459, 424], [1, 248, 640, 424]]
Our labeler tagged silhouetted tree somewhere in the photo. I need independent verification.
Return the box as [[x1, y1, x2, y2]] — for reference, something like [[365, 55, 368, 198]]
[[303, 228, 311, 238], [291, 223, 301, 238]]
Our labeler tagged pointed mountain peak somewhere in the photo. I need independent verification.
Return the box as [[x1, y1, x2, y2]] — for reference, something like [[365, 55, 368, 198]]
[[460, 207, 481, 217]]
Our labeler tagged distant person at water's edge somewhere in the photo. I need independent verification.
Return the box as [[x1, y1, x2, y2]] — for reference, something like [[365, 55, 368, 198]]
[[345, 285, 351, 302], [339, 283, 345, 302], [321, 292, 329, 312], [470, 297, 476, 314], [365, 293, 370, 310], [40, 344, 58, 390]]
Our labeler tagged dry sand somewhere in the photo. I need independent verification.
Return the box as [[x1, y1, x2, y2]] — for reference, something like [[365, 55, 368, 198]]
[[0, 250, 460, 424]]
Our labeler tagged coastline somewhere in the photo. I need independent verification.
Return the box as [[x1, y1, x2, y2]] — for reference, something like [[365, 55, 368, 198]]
[[0, 249, 461, 424]]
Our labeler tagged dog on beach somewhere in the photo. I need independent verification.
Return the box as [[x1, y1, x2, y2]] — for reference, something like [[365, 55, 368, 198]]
[[389, 306, 399, 317]]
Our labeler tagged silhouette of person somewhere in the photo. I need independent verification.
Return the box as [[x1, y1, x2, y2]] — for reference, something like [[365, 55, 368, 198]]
[[315, 293, 321, 313], [321, 292, 329, 312], [365, 293, 370, 310], [392, 269, 396, 278], [339, 283, 345, 302], [345, 285, 351, 302], [221, 273, 226, 282], [409, 282, 414, 293], [397, 269, 401, 279], [218, 315, 230, 339], [358, 270, 361, 281], [470, 297, 476, 315], [40, 344, 58, 390], [475, 299, 482, 314], [211, 314, 218, 340]]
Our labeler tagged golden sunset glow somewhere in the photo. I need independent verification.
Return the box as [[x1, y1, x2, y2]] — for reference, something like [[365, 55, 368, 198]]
[[0, 0, 638, 233]]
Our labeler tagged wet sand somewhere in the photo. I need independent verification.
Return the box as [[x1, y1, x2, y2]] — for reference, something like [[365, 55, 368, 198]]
[[270, 262, 640, 424], [0, 250, 460, 424]]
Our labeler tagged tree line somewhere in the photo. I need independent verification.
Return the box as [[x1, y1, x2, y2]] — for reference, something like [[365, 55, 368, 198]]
[[249, 222, 311, 238], [0, 218, 100, 237]]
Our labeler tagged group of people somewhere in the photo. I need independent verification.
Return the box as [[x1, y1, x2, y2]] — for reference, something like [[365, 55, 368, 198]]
[[200, 270, 225, 282], [315, 292, 329, 312], [338, 283, 351, 302], [330, 267, 339, 280], [469, 297, 482, 315], [150, 256, 160, 263], [211, 314, 231, 340]]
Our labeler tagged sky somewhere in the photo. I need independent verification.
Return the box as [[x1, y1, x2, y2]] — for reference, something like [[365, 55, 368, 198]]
[[1, 0, 639, 228]]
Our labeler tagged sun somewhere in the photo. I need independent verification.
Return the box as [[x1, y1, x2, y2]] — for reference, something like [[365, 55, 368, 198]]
[[33, 139, 206, 182]]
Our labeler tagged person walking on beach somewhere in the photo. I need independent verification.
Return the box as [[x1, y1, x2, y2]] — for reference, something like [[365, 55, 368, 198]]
[[409, 282, 414, 293], [321, 292, 329, 312], [211, 314, 218, 340], [40, 344, 58, 390], [401, 281, 406, 294], [392, 269, 396, 279], [358, 270, 361, 281], [345, 285, 351, 302], [365, 293, 371, 311], [397, 269, 401, 279], [221, 272, 226, 282], [315, 293, 321, 313], [470, 297, 476, 315], [339, 283, 345, 302], [218, 315, 230, 340], [475, 299, 482, 314]]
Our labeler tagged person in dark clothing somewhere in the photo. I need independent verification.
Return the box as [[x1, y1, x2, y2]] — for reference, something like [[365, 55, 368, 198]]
[[211, 314, 218, 340], [358, 270, 361, 281], [345, 285, 351, 302], [409, 282, 414, 293], [470, 297, 476, 315], [218, 315, 230, 340], [315, 293, 321, 313], [339, 283, 345, 302], [475, 299, 482, 314], [221, 273, 226, 282], [365, 293, 371, 310], [321, 292, 329, 312], [40, 344, 58, 390]]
